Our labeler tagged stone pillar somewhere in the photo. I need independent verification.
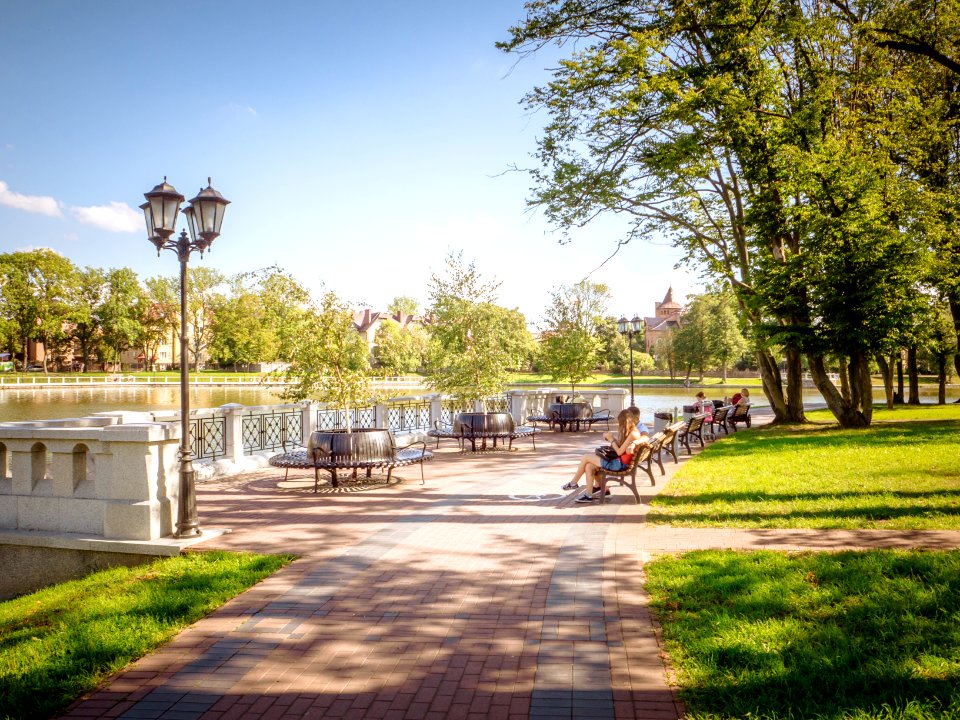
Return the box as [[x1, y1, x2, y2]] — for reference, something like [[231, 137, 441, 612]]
[[428, 394, 443, 429], [375, 402, 389, 430], [301, 402, 316, 443], [219, 404, 245, 463]]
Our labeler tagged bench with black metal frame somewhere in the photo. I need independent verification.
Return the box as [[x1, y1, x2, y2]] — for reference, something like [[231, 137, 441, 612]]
[[427, 420, 538, 452], [678, 413, 706, 455], [727, 403, 752, 431], [708, 405, 733, 437], [658, 420, 685, 466], [584, 408, 613, 431], [268, 438, 433, 492], [597, 437, 659, 504]]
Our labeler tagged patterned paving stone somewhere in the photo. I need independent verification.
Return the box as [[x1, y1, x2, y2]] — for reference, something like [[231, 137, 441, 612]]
[[58, 418, 960, 720]]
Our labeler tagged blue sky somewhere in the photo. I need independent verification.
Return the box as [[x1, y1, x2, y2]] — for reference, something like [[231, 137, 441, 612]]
[[0, 1, 697, 325]]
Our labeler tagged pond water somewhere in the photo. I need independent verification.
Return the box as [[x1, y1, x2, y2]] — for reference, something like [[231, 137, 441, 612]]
[[0, 384, 955, 424]]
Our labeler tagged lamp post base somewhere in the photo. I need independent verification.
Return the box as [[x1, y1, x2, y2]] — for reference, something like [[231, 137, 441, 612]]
[[174, 456, 202, 539]]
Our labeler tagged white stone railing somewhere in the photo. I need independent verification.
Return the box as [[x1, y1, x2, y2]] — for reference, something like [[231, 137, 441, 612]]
[[0, 387, 629, 542], [0, 413, 181, 541]]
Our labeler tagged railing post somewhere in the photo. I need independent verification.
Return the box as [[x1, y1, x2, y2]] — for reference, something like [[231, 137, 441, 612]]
[[375, 401, 388, 430], [219, 404, 245, 463], [428, 393, 443, 428], [302, 402, 317, 441], [506, 389, 524, 425]]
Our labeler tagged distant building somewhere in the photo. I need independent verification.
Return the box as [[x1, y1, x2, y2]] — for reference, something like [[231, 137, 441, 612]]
[[643, 287, 682, 353], [353, 308, 426, 350]]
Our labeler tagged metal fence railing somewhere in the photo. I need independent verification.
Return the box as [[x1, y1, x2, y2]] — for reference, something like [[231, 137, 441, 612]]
[[241, 408, 303, 454], [188, 416, 226, 460], [387, 400, 431, 432], [315, 405, 377, 432]]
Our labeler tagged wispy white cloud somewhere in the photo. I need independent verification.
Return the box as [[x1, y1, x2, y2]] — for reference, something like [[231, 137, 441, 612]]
[[0, 180, 142, 233], [0, 180, 62, 217], [222, 102, 258, 117], [71, 201, 142, 233]]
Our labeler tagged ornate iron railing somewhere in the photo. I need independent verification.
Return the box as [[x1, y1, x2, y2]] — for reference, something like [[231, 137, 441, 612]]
[[315, 406, 377, 431], [188, 416, 226, 460], [439, 400, 473, 426], [387, 400, 431, 432], [486, 395, 510, 413], [242, 408, 303, 454]]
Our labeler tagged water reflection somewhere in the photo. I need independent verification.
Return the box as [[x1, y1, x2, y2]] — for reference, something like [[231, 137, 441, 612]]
[[0, 385, 287, 422], [0, 384, 955, 424]]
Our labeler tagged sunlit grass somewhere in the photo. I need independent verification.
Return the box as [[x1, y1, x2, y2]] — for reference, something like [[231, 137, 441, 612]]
[[0, 551, 293, 720], [649, 404, 960, 529], [646, 549, 960, 719]]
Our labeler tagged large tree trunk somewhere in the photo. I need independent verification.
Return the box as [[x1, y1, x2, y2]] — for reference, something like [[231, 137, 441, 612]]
[[950, 295, 960, 381], [838, 356, 851, 403], [895, 351, 904, 404], [756, 345, 789, 422], [875, 353, 894, 409], [784, 347, 806, 422], [849, 351, 873, 424], [808, 353, 869, 427], [907, 346, 921, 405], [937, 354, 946, 404]]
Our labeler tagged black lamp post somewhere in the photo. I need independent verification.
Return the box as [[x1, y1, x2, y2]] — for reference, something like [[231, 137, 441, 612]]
[[141, 178, 229, 538], [617, 315, 643, 406]]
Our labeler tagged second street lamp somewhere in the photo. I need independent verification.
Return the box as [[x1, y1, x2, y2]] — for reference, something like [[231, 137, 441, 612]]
[[141, 177, 229, 539], [617, 315, 643, 406]]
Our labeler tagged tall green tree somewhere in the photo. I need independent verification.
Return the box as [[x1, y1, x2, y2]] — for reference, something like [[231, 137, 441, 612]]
[[539, 280, 611, 395], [280, 290, 372, 431], [209, 274, 278, 369], [145, 275, 181, 366], [708, 292, 747, 382], [0, 249, 77, 370], [425, 253, 533, 404], [500, 0, 933, 427], [68, 266, 107, 371], [387, 295, 420, 318], [373, 319, 427, 375], [99, 268, 143, 370], [185, 266, 224, 371]]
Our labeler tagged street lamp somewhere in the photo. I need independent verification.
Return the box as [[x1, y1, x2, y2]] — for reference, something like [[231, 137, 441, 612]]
[[141, 178, 229, 538], [617, 315, 643, 405]]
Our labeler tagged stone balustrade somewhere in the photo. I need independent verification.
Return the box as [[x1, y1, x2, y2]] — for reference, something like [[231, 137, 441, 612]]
[[0, 388, 629, 544]]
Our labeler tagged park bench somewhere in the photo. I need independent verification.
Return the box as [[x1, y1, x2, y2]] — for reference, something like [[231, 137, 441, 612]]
[[656, 420, 686, 469], [268, 437, 433, 492], [727, 403, 752, 430], [584, 408, 612, 431], [597, 434, 661, 504], [427, 418, 538, 452], [526, 405, 611, 432], [708, 405, 733, 437], [677, 413, 706, 455]]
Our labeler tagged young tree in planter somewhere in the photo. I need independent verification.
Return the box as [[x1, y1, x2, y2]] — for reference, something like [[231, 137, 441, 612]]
[[425, 253, 533, 405], [280, 290, 371, 431], [539, 280, 610, 395]]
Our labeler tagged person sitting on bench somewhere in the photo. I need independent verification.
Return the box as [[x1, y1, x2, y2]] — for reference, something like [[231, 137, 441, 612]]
[[561, 407, 649, 502]]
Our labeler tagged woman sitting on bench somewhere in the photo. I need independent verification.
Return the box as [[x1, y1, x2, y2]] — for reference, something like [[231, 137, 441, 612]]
[[561, 407, 649, 502]]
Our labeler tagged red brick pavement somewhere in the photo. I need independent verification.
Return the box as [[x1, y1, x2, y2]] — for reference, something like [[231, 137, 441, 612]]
[[59, 421, 960, 720]]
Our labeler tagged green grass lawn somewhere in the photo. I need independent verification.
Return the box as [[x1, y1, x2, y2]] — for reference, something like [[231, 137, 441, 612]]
[[646, 549, 960, 719], [0, 551, 293, 720], [648, 404, 960, 529]]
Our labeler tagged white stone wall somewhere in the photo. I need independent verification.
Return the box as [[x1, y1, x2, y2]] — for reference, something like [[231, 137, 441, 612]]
[[0, 417, 181, 541]]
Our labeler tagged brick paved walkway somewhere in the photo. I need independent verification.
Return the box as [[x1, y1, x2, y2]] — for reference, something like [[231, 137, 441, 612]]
[[61, 421, 960, 720]]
